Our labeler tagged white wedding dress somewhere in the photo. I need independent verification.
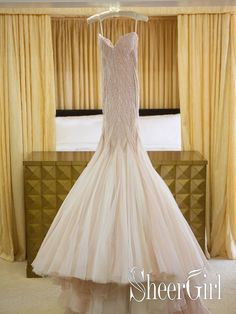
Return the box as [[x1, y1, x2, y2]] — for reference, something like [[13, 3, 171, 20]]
[[32, 30, 212, 314]]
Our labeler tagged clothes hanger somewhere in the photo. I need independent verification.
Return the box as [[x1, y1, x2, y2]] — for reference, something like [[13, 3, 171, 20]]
[[87, 4, 149, 35]]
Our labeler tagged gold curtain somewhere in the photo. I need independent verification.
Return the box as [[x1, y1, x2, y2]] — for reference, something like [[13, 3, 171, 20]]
[[0, 14, 56, 261], [178, 13, 236, 258], [51, 16, 179, 109]]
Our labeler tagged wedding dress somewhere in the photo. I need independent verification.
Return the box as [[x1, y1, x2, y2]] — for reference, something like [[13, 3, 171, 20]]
[[31, 29, 212, 314]]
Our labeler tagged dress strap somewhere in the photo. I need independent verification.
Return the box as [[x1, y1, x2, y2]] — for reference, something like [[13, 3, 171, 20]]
[[99, 19, 104, 35], [99, 18, 137, 34], [135, 19, 138, 33]]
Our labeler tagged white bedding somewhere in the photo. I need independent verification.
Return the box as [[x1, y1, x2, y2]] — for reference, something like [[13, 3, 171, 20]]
[[56, 114, 181, 151]]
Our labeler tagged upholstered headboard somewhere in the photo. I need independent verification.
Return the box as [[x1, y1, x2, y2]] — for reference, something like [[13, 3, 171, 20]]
[[56, 108, 180, 117]]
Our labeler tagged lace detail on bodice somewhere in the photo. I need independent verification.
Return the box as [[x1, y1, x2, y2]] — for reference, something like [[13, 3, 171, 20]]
[[98, 32, 140, 151]]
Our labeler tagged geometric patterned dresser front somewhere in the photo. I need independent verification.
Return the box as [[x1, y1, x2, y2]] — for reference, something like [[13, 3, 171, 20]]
[[23, 151, 207, 278]]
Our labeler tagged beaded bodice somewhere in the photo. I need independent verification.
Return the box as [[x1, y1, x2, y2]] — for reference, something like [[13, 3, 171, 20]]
[[98, 32, 140, 150]]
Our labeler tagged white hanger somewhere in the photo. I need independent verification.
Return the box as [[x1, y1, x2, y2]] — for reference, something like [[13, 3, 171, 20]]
[[87, 4, 149, 34]]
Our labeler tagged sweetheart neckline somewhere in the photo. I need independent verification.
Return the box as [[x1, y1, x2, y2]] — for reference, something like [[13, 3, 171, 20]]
[[98, 32, 138, 49]]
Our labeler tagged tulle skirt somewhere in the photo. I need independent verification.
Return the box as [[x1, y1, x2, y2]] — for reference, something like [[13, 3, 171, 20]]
[[31, 134, 212, 313]]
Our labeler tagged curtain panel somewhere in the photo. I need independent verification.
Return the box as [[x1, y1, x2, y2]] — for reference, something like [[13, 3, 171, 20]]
[[0, 14, 56, 261], [178, 13, 236, 259], [51, 16, 179, 109]]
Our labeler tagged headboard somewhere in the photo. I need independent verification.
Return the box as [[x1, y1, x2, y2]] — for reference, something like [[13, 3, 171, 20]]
[[56, 108, 180, 116]]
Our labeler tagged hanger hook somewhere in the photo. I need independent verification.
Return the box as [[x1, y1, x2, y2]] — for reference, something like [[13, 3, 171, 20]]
[[109, 2, 120, 12]]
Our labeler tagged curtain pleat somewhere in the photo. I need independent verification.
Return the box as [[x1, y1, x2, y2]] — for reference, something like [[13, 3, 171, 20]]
[[0, 14, 56, 261], [51, 16, 179, 109]]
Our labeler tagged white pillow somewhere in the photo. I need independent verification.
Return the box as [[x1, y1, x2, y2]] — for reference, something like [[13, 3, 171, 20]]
[[56, 115, 102, 151], [56, 114, 181, 151], [138, 114, 181, 150]]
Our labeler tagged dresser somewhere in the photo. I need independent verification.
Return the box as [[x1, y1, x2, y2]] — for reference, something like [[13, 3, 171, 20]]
[[23, 151, 207, 278]]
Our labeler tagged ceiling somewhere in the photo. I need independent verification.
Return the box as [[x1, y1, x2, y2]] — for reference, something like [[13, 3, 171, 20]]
[[0, 0, 235, 8]]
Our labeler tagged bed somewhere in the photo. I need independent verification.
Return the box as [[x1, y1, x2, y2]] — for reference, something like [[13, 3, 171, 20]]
[[56, 108, 181, 151]]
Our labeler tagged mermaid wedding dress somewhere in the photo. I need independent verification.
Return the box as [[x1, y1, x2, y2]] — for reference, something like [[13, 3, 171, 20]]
[[32, 30, 212, 313]]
